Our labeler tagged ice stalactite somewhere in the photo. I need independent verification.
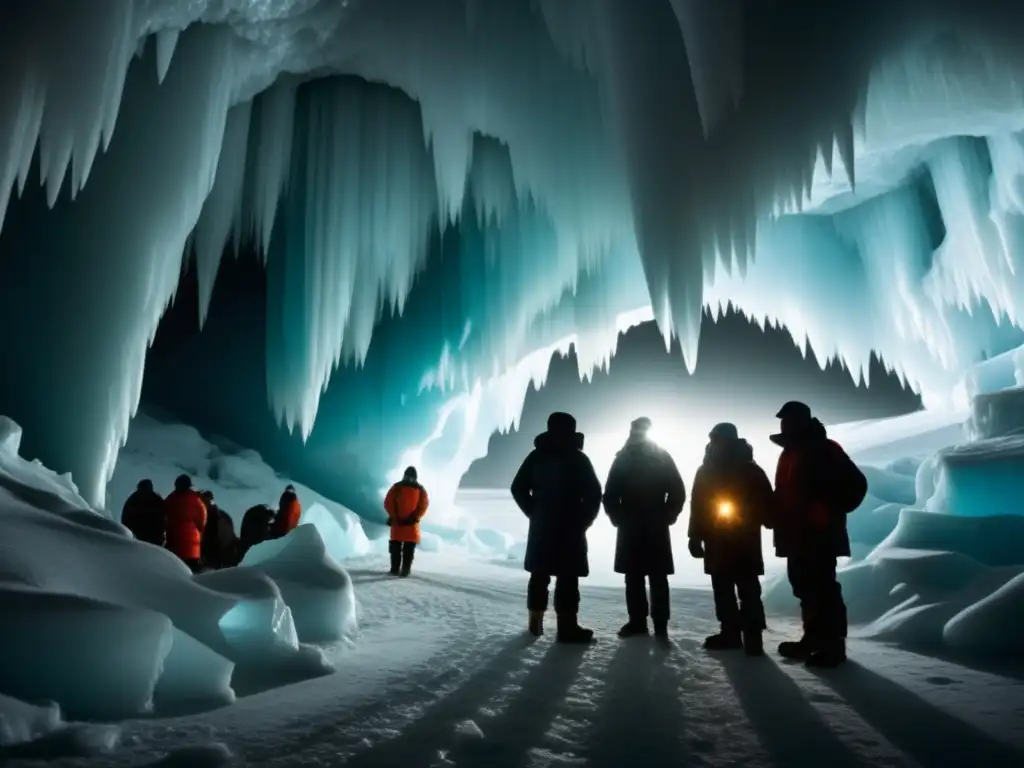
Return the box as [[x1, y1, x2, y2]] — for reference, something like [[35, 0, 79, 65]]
[[191, 101, 253, 327], [0, 26, 236, 507], [265, 77, 438, 437]]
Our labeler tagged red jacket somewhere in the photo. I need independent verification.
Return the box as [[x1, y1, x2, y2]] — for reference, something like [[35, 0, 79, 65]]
[[165, 489, 207, 561], [384, 481, 429, 544]]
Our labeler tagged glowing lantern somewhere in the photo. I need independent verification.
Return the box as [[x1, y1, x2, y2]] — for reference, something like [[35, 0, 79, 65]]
[[717, 499, 735, 521]]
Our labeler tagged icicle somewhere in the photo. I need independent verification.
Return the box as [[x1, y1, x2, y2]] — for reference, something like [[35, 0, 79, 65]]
[[192, 101, 253, 327], [155, 28, 180, 84]]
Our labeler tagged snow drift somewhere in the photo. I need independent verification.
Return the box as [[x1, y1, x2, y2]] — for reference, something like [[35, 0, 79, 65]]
[[0, 415, 357, 728]]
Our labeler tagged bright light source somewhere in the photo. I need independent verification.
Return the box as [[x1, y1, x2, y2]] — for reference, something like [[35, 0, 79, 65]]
[[717, 499, 734, 519]]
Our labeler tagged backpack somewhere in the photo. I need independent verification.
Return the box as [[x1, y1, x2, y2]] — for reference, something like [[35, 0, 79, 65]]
[[825, 442, 868, 514]]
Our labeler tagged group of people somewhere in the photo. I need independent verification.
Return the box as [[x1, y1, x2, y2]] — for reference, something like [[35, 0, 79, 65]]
[[509, 401, 867, 669], [120, 475, 305, 572]]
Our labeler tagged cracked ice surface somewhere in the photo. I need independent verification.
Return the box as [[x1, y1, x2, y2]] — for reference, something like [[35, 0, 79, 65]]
[[4, 1, 1024, 508]]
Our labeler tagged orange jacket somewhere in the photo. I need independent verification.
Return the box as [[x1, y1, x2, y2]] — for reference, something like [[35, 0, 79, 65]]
[[384, 481, 429, 544], [165, 489, 207, 561], [273, 495, 302, 537]]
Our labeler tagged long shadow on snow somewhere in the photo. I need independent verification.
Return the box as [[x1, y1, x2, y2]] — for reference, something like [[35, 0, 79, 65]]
[[720, 654, 861, 768], [810, 661, 1024, 767], [581, 639, 693, 768], [338, 633, 540, 767], [446, 641, 591, 767], [405, 573, 523, 604]]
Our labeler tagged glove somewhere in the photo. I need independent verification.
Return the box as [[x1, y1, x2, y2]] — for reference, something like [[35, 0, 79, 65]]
[[400, 515, 418, 526], [688, 538, 705, 559]]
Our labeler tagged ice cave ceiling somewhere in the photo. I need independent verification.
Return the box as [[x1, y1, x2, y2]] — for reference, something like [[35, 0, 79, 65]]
[[2, 0, 1024, 515]]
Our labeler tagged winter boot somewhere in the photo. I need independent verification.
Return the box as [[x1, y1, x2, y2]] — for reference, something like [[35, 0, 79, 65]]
[[743, 630, 765, 657], [388, 554, 400, 576], [805, 640, 846, 669], [653, 620, 669, 642], [703, 629, 743, 651], [777, 637, 812, 660], [617, 619, 649, 638], [556, 614, 594, 644], [528, 610, 545, 637]]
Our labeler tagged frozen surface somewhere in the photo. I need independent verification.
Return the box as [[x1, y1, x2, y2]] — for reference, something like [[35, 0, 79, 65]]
[[6, 552, 1022, 768], [929, 436, 1024, 518]]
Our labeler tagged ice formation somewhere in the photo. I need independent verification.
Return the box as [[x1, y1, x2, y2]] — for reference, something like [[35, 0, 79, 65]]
[[5, 2, 1024, 508]]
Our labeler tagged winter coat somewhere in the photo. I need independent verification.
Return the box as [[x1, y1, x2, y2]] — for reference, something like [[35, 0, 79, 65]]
[[602, 436, 686, 575], [239, 504, 275, 560], [511, 429, 602, 577], [271, 491, 302, 538], [121, 489, 166, 546], [771, 419, 866, 558], [384, 480, 430, 544], [201, 505, 239, 569], [689, 438, 774, 577], [165, 489, 207, 562]]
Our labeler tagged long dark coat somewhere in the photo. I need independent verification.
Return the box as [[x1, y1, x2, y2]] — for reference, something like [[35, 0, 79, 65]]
[[201, 505, 239, 568], [771, 419, 866, 558], [238, 504, 275, 561], [510, 429, 602, 577], [602, 437, 686, 575], [688, 438, 774, 577]]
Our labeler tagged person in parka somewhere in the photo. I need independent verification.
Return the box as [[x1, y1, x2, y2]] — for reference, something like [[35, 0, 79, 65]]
[[511, 411, 602, 643], [271, 484, 302, 538], [121, 478, 167, 547], [602, 417, 686, 640], [164, 474, 207, 573], [384, 466, 430, 577], [688, 423, 775, 656], [771, 401, 868, 669]]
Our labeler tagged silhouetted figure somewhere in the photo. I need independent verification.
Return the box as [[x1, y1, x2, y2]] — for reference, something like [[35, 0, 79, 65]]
[[689, 423, 775, 656], [511, 411, 602, 644], [199, 490, 239, 569], [164, 474, 208, 573], [384, 466, 430, 577], [271, 484, 302, 538], [238, 504, 275, 562], [771, 401, 867, 668], [120, 478, 166, 547], [602, 417, 686, 640]]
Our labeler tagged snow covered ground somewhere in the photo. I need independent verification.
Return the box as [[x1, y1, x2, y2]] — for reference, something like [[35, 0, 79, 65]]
[[5, 552, 1023, 768], [1, 406, 1023, 766]]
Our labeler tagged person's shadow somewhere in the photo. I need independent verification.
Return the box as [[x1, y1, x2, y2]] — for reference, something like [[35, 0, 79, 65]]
[[810, 660, 1024, 767], [581, 640, 693, 768], [719, 653, 862, 767], [446, 641, 591, 767], [337, 633, 538, 768]]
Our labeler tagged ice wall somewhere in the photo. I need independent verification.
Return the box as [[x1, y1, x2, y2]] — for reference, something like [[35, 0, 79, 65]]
[[4, 2, 1024, 509]]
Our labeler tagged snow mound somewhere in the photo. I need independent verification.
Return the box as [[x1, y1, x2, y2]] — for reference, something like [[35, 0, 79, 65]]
[[143, 742, 235, 768], [242, 524, 357, 643], [0, 415, 355, 724], [879, 508, 1024, 567], [107, 411, 371, 558], [0, 693, 121, 759], [944, 572, 1024, 654]]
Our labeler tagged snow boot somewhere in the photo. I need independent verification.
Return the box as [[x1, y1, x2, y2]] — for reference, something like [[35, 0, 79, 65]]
[[805, 641, 846, 669], [528, 610, 545, 637], [703, 630, 743, 651], [653, 620, 669, 642], [556, 614, 594, 644], [777, 637, 812, 660], [743, 630, 765, 657], [617, 619, 649, 638]]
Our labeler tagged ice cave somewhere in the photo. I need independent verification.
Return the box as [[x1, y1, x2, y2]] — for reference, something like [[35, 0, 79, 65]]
[[0, 1, 1023, 766]]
